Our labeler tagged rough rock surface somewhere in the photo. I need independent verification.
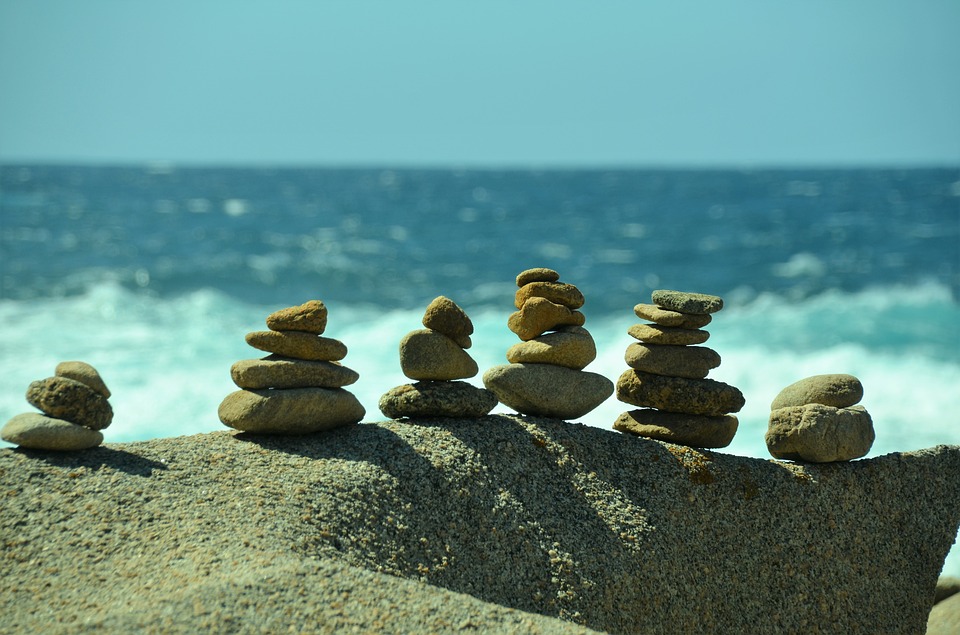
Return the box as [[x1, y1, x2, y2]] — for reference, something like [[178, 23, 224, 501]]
[[218, 388, 365, 434], [54, 361, 111, 398], [627, 323, 710, 345], [421, 296, 473, 349], [508, 297, 586, 341], [25, 376, 113, 430], [265, 300, 328, 334], [378, 381, 498, 419], [0, 413, 104, 450], [483, 364, 613, 419], [770, 373, 864, 410], [616, 370, 745, 417], [613, 409, 738, 449], [766, 404, 875, 462], [1, 419, 956, 634], [230, 356, 359, 389], [505, 326, 597, 370], [633, 303, 712, 329], [245, 330, 348, 361], [651, 289, 724, 315], [623, 343, 721, 379], [515, 281, 585, 310], [399, 329, 479, 381]]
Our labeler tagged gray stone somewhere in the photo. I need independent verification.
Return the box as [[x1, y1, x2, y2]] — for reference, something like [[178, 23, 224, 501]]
[[633, 303, 712, 329], [928, 588, 960, 635], [231, 356, 359, 389], [245, 330, 347, 361], [624, 343, 721, 379], [421, 296, 473, 349], [766, 404, 875, 462], [627, 323, 710, 345], [218, 387, 364, 434], [379, 381, 498, 419], [616, 369, 745, 416], [483, 363, 613, 419], [505, 326, 597, 370], [399, 329, 478, 381], [770, 373, 864, 409], [54, 361, 111, 398], [26, 376, 113, 430], [515, 281, 585, 310], [515, 267, 560, 287], [265, 300, 328, 334], [508, 297, 586, 341], [613, 409, 739, 449], [651, 289, 724, 315], [1, 413, 104, 450]]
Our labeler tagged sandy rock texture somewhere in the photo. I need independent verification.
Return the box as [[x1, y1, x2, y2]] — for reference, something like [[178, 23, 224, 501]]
[[1, 417, 957, 634]]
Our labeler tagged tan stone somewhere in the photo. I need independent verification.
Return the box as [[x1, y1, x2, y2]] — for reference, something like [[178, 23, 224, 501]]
[[26, 377, 113, 430], [506, 326, 597, 370], [265, 300, 328, 334], [1, 413, 103, 450], [928, 592, 960, 635], [245, 331, 347, 361], [624, 343, 721, 379], [483, 363, 613, 420], [399, 329, 478, 381], [634, 304, 712, 329], [515, 281, 585, 310], [651, 289, 723, 315], [616, 370, 745, 416], [231, 356, 359, 389], [770, 374, 864, 410], [218, 387, 364, 434], [507, 297, 586, 341], [515, 267, 560, 287], [55, 361, 111, 398], [378, 381, 498, 419], [766, 404, 874, 463], [627, 323, 709, 346], [613, 409, 739, 449], [421, 296, 473, 349]]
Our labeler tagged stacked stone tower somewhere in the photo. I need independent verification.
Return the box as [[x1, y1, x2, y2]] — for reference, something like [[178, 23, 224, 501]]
[[614, 290, 744, 448]]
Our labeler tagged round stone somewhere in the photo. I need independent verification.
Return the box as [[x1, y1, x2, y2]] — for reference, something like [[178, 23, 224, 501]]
[[218, 387, 365, 434], [515, 281, 585, 310], [627, 323, 710, 346], [633, 304, 712, 329], [929, 591, 960, 634], [245, 331, 347, 361], [506, 326, 597, 370], [613, 409, 739, 449], [482, 363, 613, 420], [515, 267, 560, 287], [230, 356, 359, 389], [651, 290, 724, 315], [55, 361, 111, 398], [378, 381, 498, 419], [265, 300, 328, 334], [508, 297, 586, 341], [1, 413, 103, 451], [399, 329, 479, 381], [616, 370, 745, 417], [770, 374, 864, 410], [766, 404, 875, 463], [26, 376, 113, 430], [421, 296, 473, 349], [624, 343, 721, 379]]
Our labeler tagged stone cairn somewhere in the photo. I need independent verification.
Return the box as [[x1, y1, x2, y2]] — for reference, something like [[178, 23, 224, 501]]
[[766, 373, 875, 462], [379, 296, 498, 419], [1, 361, 113, 451], [218, 300, 365, 434], [613, 290, 744, 448], [483, 267, 613, 419]]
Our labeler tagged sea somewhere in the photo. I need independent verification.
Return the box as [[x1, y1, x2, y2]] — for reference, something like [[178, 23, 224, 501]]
[[2, 165, 959, 575]]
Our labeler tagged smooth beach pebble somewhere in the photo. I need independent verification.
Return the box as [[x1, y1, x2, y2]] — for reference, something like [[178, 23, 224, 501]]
[[26, 376, 113, 430], [54, 361, 111, 398], [379, 380, 498, 419], [623, 343, 721, 379], [265, 300, 328, 334], [627, 323, 710, 346], [483, 363, 613, 420], [515, 281, 585, 310], [613, 408, 739, 449], [1, 412, 103, 450], [399, 329, 479, 381], [770, 373, 864, 410], [421, 296, 473, 349], [515, 267, 560, 287], [245, 330, 347, 361], [218, 387, 365, 434], [633, 304, 712, 329], [507, 297, 585, 341], [651, 289, 724, 315], [506, 325, 597, 370], [230, 356, 359, 390]]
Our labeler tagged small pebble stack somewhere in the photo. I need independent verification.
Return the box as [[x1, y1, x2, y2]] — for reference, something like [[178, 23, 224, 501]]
[[614, 290, 744, 448], [379, 296, 497, 419], [218, 300, 365, 434], [483, 267, 613, 419], [1, 361, 113, 451], [766, 373, 875, 462]]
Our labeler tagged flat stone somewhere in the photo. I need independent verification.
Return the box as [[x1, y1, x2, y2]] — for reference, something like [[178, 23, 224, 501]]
[[633, 304, 712, 329], [515, 267, 560, 287], [399, 329, 478, 381], [1, 413, 103, 450], [627, 323, 710, 346], [770, 374, 864, 410], [928, 592, 960, 635], [265, 300, 328, 334], [515, 281, 585, 310], [508, 297, 586, 341], [218, 387, 365, 434], [505, 326, 597, 370], [25, 377, 113, 430], [54, 361, 111, 398], [378, 381, 498, 419], [651, 289, 724, 315], [616, 370, 745, 416], [623, 343, 721, 379], [231, 356, 359, 389], [483, 363, 613, 420], [766, 404, 875, 463], [613, 409, 739, 449], [421, 296, 473, 349], [245, 331, 347, 361]]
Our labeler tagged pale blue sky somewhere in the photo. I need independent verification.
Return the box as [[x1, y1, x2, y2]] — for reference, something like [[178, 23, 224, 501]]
[[1, 1, 958, 166]]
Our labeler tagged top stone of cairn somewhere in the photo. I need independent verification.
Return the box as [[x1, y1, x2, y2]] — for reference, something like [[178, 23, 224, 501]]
[[652, 290, 723, 315], [516, 267, 560, 287], [266, 300, 328, 334], [422, 296, 474, 349]]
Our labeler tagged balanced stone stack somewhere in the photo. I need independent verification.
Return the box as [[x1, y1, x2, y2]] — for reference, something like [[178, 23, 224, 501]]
[[218, 300, 365, 434], [1, 361, 113, 451], [766, 373, 875, 462], [614, 290, 744, 448], [379, 296, 497, 419], [483, 268, 613, 419]]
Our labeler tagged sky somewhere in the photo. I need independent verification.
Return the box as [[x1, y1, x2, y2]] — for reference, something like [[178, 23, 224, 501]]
[[0, 1, 958, 167]]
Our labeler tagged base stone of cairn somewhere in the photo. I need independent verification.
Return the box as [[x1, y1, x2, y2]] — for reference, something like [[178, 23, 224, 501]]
[[766, 373, 875, 462], [219, 300, 365, 434], [1, 361, 113, 451], [614, 290, 743, 448], [483, 268, 613, 420], [379, 296, 497, 419]]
